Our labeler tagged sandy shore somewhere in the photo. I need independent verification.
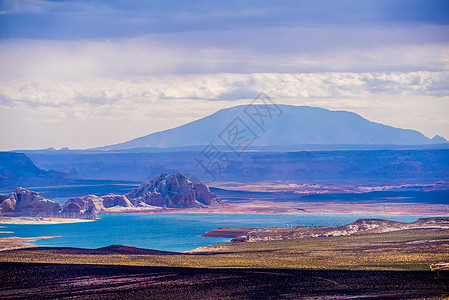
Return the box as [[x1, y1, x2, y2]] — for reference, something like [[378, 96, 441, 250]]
[[101, 200, 449, 216], [0, 217, 95, 225], [0, 236, 57, 251]]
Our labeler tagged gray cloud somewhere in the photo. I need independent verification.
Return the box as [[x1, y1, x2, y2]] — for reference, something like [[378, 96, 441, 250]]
[[1, 36, 448, 82], [1, 72, 448, 112], [1, 0, 449, 39]]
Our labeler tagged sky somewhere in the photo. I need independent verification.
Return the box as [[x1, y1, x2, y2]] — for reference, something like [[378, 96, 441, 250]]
[[0, 0, 448, 150]]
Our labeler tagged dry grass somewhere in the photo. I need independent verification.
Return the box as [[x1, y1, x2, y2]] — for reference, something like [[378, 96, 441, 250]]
[[0, 228, 448, 271]]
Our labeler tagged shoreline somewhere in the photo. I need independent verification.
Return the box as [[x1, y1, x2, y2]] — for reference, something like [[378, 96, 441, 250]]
[[0, 236, 58, 251], [0, 217, 95, 225], [99, 200, 449, 216], [1, 201, 447, 224], [100, 210, 449, 216], [2, 215, 448, 253]]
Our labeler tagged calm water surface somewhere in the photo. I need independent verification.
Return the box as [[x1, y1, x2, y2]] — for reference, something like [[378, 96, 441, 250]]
[[0, 213, 438, 252]]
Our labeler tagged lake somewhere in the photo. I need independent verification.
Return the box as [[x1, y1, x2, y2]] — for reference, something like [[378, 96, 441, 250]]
[[0, 213, 439, 252]]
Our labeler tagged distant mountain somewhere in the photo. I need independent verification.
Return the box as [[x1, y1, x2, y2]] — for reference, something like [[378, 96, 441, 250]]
[[0, 152, 67, 189], [431, 135, 448, 143], [98, 105, 447, 150], [0, 152, 47, 179]]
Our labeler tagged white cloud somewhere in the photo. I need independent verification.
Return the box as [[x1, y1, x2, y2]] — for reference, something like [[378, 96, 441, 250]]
[[1, 72, 448, 115], [1, 23, 448, 149]]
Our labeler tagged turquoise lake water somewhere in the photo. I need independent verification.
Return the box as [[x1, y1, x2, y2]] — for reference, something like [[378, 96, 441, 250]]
[[0, 213, 438, 252]]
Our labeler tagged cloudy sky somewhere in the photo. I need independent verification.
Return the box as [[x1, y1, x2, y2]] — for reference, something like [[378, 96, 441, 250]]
[[0, 0, 448, 150]]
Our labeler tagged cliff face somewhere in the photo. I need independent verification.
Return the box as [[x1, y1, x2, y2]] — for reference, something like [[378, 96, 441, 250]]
[[0, 188, 98, 219], [125, 173, 219, 208], [62, 194, 133, 217], [0, 188, 62, 218], [61, 195, 100, 219]]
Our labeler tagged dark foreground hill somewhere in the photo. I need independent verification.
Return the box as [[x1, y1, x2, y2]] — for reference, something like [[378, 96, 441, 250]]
[[0, 262, 447, 299], [14, 244, 180, 255]]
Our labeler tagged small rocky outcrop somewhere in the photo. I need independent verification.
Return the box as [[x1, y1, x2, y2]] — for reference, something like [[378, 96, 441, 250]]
[[0, 188, 62, 218], [101, 194, 133, 208], [336, 219, 408, 235], [61, 202, 82, 218], [65, 195, 105, 212], [62, 193, 133, 218], [61, 196, 100, 219], [413, 217, 449, 225], [125, 173, 219, 208]]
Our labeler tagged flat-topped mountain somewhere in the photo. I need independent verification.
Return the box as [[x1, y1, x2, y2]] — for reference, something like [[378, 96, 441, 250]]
[[99, 105, 447, 150]]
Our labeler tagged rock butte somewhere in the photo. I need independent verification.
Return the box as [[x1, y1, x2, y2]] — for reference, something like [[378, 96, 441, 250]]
[[0, 173, 219, 220]]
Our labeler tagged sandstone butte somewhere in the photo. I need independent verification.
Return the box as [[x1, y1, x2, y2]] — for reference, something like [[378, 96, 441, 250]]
[[0, 173, 219, 220]]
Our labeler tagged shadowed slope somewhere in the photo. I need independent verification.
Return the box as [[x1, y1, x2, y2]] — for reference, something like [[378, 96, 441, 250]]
[[0, 262, 447, 299], [14, 244, 181, 255]]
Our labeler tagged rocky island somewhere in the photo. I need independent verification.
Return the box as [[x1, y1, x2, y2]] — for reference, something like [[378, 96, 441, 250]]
[[0, 173, 219, 221]]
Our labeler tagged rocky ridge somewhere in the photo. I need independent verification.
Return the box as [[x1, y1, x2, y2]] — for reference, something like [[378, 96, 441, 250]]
[[0, 152, 67, 189], [229, 217, 449, 242], [125, 173, 219, 208], [0, 173, 219, 220]]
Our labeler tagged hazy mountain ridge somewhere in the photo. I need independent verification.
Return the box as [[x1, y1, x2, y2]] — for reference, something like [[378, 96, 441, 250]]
[[0, 152, 67, 188], [99, 105, 447, 151], [24, 149, 449, 185]]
